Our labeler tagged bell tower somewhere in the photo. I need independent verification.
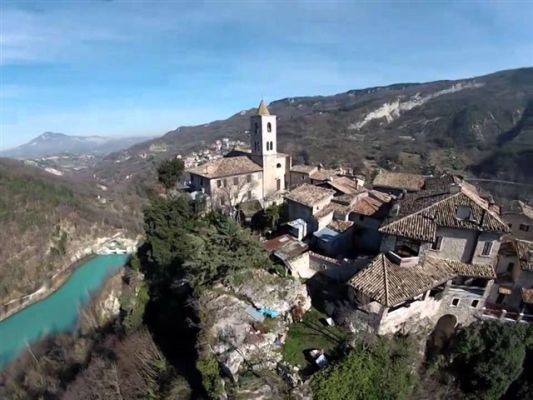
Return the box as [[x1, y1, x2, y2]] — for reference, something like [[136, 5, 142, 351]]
[[250, 99, 277, 157], [249, 99, 283, 200]]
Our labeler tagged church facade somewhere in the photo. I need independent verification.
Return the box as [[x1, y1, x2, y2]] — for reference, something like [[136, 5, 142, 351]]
[[188, 100, 292, 209]]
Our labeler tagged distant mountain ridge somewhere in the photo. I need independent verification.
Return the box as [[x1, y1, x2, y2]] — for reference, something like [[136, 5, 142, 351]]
[[94, 67, 533, 185], [0, 132, 154, 159]]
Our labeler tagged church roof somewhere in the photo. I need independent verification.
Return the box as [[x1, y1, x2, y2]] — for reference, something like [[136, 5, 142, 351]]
[[187, 156, 262, 179], [257, 99, 271, 116]]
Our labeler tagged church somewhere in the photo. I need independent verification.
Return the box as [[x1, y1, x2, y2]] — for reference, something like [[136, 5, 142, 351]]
[[188, 100, 292, 209]]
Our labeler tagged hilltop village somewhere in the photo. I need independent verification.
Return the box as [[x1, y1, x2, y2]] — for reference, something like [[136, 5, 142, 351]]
[[185, 100, 533, 335]]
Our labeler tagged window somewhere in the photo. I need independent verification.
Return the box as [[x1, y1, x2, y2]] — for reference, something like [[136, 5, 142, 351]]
[[276, 163, 282, 168], [432, 236, 443, 251], [277, 179, 281, 191], [247, 190, 252, 200], [519, 224, 530, 232], [254, 123, 258, 134], [301, 175, 305, 180], [481, 241, 493, 256], [267, 122, 272, 132], [451, 298, 460, 307], [233, 177, 239, 185], [507, 262, 514, 273], [456, 205, 472, 220], [217, 180, 222, 188], [496, 293, 505, 304], [223, 179, 227, 188], [220, 198, 225, 206], [471, 299, 479, 308], [247, 174, 252, 183]]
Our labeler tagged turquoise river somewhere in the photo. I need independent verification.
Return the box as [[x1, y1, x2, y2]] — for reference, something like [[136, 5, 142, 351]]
[[0, 254, 129, 369]]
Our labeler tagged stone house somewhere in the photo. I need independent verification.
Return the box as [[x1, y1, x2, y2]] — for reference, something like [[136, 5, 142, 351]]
[[285, 184, 336, 234], [313, 220, 355, 258], [289, 165, 341, 189], [372, 170, 425, 195], [484, 239, 533, 322], [263, 234, 311, 279], [378, 185, 509, 263], [347, 252, 496, 334], [502, 200, 533, 241], [344, 183, 509, 334], [317, 176, 363, 196], [188, 100, 291, 209], [348, 190, 393, 253]]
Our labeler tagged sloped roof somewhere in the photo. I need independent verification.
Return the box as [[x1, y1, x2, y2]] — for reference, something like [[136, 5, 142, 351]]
[[264, 234, 308, 261], [348, 254, 455, 307], [257, 99, 270, 116], [328, 220, 354, 233], [351, 191, 392, 217], [323, 176, 361, 195], [439, 258, 496, 278], [504, 200, 533, 219], [379, 189, 509, 242], [349, 254, 495, 307], [188, 156, 262, 179], [310, 168, 339, 181], [285, 184, 335, 207], [290, 164, 317, 174], [373, 170, 425, 192]]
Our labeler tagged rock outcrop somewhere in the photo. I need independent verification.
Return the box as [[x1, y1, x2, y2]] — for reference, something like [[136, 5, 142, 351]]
[[199, 269, 311, 387]]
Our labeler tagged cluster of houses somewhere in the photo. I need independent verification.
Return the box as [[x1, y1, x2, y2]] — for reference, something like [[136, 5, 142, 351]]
[[186, 100, 533, 334]]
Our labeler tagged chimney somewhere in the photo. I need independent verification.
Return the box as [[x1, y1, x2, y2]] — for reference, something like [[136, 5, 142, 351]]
[[390, 203, 400, 217], [449, 183, 461, 194]]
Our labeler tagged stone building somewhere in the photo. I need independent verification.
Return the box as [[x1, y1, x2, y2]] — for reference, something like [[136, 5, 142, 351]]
[[285, 184, 336, 234], [188, 100, 291, 209], [484, 239, 533, 322], [344, 182, 509, 334], [378, 185, 509, 263], [372, 170, 425, 195], [263, 234, 311, 279], [502, 200, 533, 241], [347, 252, 496, 334]]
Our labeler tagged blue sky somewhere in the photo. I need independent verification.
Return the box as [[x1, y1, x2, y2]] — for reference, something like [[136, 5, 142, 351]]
[[1, 0, 532, 150]]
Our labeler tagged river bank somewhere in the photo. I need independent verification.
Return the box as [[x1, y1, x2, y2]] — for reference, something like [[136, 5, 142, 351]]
[[0, 254, 130, 368], [0, 235, 139, 322]]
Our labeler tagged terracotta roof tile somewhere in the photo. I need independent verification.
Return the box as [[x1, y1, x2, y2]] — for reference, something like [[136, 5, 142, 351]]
[[328, 220, 354, 233], [285, 184, 335, 208], [373, 170, 425, 192], [380, 189, 509, 242], [348, 254, 455, 307], [290, 164, 317, 174], [188, 156, 262, 179], [323, 176, 361, 195], [310, 169, 339, 181]]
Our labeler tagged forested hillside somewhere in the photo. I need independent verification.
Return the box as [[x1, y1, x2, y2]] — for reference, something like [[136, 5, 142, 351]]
[[95, 67, 533, 184], [0, 159, 142, 304]]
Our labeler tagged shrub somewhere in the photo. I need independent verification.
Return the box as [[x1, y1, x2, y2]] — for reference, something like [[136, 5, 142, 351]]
[[311, 336, 417, 400]]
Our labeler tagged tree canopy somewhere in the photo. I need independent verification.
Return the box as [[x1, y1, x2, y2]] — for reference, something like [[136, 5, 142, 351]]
[[311, 336, 417, 400], [157, 158, 185, 189], [143, 195, 270, 288], [448, 322, 532, 400]]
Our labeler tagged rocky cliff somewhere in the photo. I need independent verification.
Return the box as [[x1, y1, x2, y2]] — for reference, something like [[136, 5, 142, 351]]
[[0, 158, 142, 308], [197, 269, 311, 399]]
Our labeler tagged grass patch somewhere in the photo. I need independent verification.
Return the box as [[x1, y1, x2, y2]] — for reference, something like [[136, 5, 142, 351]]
[[282, 308, 349, 368]]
